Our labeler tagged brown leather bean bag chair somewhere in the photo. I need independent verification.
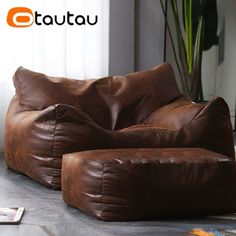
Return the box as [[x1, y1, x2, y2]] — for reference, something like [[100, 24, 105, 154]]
[[4, 63, 235, 189]]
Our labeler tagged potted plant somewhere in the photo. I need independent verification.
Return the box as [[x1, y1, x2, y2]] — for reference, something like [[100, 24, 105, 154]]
[[160, 0, 205, 102]]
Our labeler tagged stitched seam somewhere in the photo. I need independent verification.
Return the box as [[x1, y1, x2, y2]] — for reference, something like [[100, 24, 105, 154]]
[[100, 163, 105, 219], [148, 102, 207, 135], [51, 105, 58, 186], [178, 104, 207, 131], [172, 103, 208, 142], [99, 161, 231, 167], [14, 71, 22, 104], [180, 98, 226, 130]]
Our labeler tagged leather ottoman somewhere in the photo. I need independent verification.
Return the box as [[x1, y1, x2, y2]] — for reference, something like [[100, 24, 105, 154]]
[[62, 148, 236, 221]]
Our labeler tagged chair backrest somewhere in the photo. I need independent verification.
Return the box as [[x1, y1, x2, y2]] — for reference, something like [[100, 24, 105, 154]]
[[13, 63, 182, 130]]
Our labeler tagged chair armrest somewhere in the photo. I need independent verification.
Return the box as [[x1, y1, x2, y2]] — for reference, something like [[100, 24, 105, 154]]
[[4, 98, 110, 189], [143, 97, 204, 130], [117, 97, 234, 159], [180, 97, 235, 159]]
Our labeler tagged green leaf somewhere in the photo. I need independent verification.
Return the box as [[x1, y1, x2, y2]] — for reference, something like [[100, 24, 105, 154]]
[[159, 0, 187, 94], [184, 0, 193, 74], [192, 16, 204, 101], [170, 0, 190, 94]]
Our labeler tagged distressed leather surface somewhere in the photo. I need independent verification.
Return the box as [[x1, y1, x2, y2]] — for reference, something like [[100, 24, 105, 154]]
[[4, 63, 235, 190], [62, 148, 236, 221]]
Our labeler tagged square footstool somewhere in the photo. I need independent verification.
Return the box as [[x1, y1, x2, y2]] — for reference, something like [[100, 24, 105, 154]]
[[62, 148, 236, 221]]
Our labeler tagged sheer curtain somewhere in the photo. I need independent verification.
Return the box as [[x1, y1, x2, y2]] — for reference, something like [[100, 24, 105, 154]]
[[0, 0, 110, 150]]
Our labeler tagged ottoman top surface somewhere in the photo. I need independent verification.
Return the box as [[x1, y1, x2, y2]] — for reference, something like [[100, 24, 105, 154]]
[[63, 148, 232, 165]]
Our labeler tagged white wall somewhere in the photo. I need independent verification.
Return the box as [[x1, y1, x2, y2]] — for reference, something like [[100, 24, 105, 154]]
[[109, 0, 165, 74], [215, 0, 236, 127], [109, 0, 135, 75], [202, 0, 236, 128], [135, 0, 165, 71]]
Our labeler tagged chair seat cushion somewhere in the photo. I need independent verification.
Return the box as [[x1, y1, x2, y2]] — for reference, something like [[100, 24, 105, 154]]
[[62, 148, 236, 221]]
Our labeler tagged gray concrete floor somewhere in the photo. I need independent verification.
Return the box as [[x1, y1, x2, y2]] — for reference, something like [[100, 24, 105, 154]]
[[0, 153, 236, 236]]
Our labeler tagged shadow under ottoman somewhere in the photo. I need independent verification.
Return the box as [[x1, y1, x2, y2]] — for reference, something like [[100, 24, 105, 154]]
[[62, 148, 236, 221]]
